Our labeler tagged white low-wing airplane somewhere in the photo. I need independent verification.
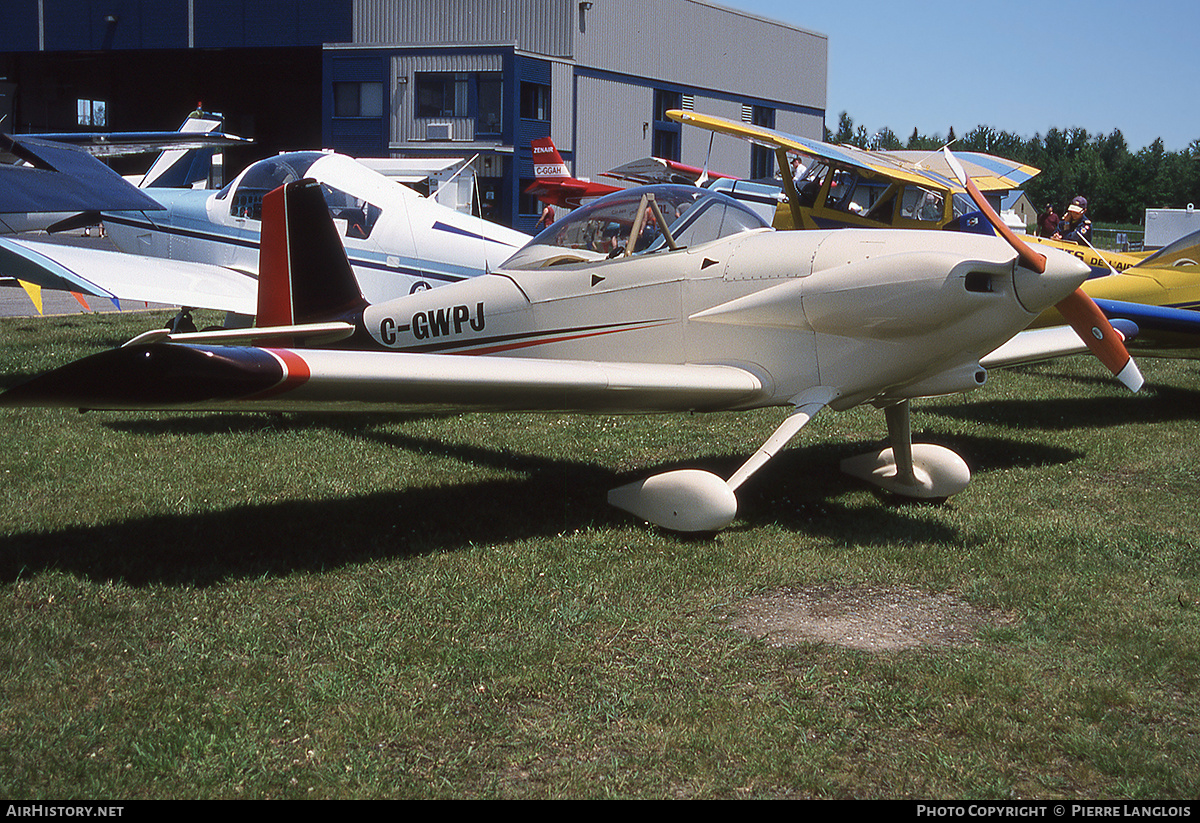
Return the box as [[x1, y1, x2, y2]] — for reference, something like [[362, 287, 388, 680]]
[[1, 169, 1140, 532], [101, 150, 529, 303], [0, 150, 528, 316]]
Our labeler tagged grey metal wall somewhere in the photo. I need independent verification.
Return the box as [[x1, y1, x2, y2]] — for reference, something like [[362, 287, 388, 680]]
[[574, 0, 826, 112], [353, 0, 826, 117], [354, 0, 575, 57]]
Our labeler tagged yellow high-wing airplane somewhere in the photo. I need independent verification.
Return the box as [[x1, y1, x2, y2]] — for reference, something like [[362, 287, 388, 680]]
[[669, 110, 1200, 355]]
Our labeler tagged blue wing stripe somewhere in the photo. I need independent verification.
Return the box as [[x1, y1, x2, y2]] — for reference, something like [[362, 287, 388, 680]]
[[1094, 298, 1200, 334]]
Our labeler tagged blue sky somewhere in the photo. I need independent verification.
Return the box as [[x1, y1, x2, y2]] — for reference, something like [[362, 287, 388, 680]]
[[726, 0, 1199, 152]]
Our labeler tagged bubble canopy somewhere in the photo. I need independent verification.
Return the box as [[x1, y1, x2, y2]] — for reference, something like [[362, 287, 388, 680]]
[[502, 184, 770, 270]]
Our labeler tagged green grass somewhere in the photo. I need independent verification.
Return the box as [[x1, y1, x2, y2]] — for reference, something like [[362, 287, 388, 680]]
[[1, 311, 1199, 798]]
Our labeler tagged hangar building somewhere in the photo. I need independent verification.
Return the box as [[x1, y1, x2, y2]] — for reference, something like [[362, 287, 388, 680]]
[[1, 0, 827, 232]]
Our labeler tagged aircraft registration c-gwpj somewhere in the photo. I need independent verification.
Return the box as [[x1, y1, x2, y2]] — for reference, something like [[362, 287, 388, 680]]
[[1, 158, 1141, 532]]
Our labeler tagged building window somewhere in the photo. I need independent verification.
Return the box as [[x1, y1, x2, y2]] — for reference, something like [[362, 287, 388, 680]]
[[519, 180, 541, 216], [520, 82, 550, 121], [77, 99, 107, 127], [477, 74, 503, 135], [750, 105, 775, 179], [653, 90, 682, 161], [334, 82, 384, 117], [416, 73, 468, 118]]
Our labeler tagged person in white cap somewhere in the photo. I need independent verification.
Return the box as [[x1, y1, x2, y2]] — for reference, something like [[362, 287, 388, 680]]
[[1053, 195, 1092, 245]]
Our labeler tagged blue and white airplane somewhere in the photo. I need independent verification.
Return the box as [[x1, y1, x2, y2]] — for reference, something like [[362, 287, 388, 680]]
[[0, 148, 528, 316], [103, 149, 528, 305]]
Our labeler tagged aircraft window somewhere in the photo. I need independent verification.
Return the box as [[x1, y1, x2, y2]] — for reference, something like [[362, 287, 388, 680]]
[[952, 193, 975, 220], [228, 152, 325, 220], [796, 161, 826, 207], [863, 190, 897, 224], [504, 185, 768, 269], [321, 183, 382, 240], [826, 170, 862, 213], [648, 194, 766, 251], [901, 187, 945, 222]]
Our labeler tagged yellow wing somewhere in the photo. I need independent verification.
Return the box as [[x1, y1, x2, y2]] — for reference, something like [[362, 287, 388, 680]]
[[667, 110, 1038, 193]]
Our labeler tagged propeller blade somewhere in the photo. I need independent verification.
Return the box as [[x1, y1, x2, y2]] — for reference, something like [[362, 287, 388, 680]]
[[1055, 288, 1145, 391], [942, 147, 1046, 274], [942, 146, 1141, 392]]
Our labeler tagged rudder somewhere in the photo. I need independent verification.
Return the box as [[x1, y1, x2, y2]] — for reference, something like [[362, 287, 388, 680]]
[[257, 179, 367, 327]]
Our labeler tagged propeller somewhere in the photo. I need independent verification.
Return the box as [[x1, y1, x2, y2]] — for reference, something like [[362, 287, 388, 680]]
[[942, 148, 1143, 392]]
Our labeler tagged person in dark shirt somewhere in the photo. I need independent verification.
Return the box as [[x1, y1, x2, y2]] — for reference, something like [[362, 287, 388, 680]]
[[1053, 196, 1092, 245], [1037, 203, 1059, 238]]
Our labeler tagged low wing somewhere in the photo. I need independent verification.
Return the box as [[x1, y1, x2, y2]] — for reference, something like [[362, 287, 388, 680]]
[[1092, 298, 1200, 335], [0, 237, 257, 314], [0, 342, 768, 414], [523, 178, 621, 210], [983, 315, 1141, 369], [14, 128, 252, 159]]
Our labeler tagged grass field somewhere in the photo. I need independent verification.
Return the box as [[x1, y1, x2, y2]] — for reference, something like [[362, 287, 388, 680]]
[[1, 310, 1198, 799]]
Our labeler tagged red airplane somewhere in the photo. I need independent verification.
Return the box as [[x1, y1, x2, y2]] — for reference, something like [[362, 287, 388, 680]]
[[523, 137, 623, 211]]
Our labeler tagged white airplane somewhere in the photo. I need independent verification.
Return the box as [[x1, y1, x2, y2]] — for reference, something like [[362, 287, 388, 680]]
[[102, 150, 529, 305], [0, 148, 527, 317], [1, 164, 1140, 533]]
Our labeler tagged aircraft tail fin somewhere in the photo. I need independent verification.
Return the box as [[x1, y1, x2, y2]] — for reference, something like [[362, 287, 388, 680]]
[[531, 136, 571, 179], [138, 113, 223, 188], [258, 179, 368, 328]]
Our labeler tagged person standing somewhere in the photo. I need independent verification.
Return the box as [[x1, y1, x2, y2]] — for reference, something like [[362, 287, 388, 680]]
[[1053, 196, 1092, 245], [1037, 203, 1059, 238]]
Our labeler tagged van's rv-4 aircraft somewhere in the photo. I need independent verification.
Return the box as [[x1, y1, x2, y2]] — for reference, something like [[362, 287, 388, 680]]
[[1, 156, 1142, 533]]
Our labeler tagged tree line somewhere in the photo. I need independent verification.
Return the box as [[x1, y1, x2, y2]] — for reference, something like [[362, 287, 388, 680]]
[[826, 112, 1200, 225]]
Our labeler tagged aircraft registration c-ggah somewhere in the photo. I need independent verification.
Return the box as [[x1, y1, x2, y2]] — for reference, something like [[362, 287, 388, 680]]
[[0, 149, 528, 317], [1, 156, 1142, 533]]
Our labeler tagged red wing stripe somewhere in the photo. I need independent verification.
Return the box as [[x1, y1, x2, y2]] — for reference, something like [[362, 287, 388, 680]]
[[249, 348, 311, 399], [458, 322, 673, 356]]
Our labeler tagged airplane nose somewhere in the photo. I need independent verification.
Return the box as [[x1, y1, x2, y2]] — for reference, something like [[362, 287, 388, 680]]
[[1011, 248, 1091, 314]]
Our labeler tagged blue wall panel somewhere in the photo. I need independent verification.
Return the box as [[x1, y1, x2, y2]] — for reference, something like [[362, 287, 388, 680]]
[[0, 1, 41, 51], [1, 1, 352, 52], [41, 1, 189, 50]]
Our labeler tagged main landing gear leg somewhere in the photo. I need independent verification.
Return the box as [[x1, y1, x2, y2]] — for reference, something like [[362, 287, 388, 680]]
[[839, 400, 971, 499]]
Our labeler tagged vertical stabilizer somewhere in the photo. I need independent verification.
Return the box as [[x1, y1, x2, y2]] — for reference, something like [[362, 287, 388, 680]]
[[257, 179, 367, 328], [531, 137, 571, 179], [138, 114, 224, 188]]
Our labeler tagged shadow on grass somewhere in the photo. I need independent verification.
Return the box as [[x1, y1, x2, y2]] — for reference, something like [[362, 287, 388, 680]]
[[923, 382, 1200, 431], [0, 411, 1084, 587]]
